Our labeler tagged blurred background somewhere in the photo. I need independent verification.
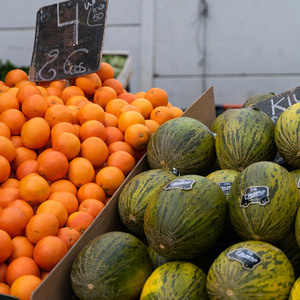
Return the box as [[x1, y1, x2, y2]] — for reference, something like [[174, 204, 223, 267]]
[[1, 0, 300, 110]]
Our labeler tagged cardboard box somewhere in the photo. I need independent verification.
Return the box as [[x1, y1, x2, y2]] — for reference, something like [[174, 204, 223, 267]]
[[17, 86, 215, 300]]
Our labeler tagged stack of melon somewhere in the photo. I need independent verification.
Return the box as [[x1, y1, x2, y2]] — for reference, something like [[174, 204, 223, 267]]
[[71, 100, 300, 299]]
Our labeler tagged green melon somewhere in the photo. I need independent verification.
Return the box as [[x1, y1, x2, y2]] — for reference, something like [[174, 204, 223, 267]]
[[210, 109, 236, 133], [206, 169, 240, 200], [70, 231, 153, 300], [215, 108, 276, 171], [294, 207, 300, 248], [144, 175, 227, 260], [206, 240, 295, 299], [118, 169, 177, 236], [228, 161, 299, 243], [278, 231, 300, 278], [242, 92, 275, 108], [275, 103, 300, 169], [147, 117, 216, 176], [289, 276, 300, 299], [140, 261, 208, 300]]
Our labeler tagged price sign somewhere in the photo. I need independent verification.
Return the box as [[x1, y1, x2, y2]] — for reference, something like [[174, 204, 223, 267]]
[[29, 0, 108, 82], [252, 86, 300, 123]]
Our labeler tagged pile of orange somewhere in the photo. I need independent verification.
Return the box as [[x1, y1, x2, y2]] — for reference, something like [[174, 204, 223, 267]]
[[0, 62, 183, 299]]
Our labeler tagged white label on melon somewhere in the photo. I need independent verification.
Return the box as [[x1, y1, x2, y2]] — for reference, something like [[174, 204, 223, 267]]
[[163, 179, 195, 191], [240, 186, 270, 208]]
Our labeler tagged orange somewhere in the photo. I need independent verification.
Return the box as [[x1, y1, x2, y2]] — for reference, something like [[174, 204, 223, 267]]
[[117, 110, 145, 133], [6, 87, 19, 96], [95, 166, 125, 196], [65, 94, 89, 107], [150, 105, 176, 125], [96, 61, 114, 82], [0, 206, 28, 238], [105, 98, 128, 116], [77, 102, 105, 124], [131, 98, 154, 119], [67, 157, 95, 188], [93, 86, 117, 108], [80, 136, 109, 168], [33, 236, 68, 271], [0, 85, 9, 93], [78, 198, 105, 218], [0, 92, 19, 114], [36, 200, 68, 228], [50, 121, 78, 143], [10, 274, 42, 300], [26, 213, 59, 244], [75, 72, 102, 98], [49, 180, 77, 197], [102, 78, 124, 95], [105, 126, 124, 146], [0, 108, 26, 135], [66, 211, 94, 234], [52, 131, 81, 160], [16, 159, 39, 180], [36, 85, 49, 98], [48, 191, 79, 215], [144, 87, 169, 108], [45, 95, 64, 107], [5, 69, 28, 87], [60, 85, 85, 104], [44, 104, 73, 127], [0, 155, 10, 183], [46, 86, 62, 97], [145, 119, 160, 135], [0, 136, 16, 162], [134, 91, 146, 98], [5, 256, 40, 286], [57, 227, 81, 250], [19, 173, 50, 206], [10, 135, 23, 147], [21, 94, 48, 119], [108, 141, 135, 156], [0, 229, 12, 263], [117, 104, 142, 117], [106, 150, 136, 176], [68, 104, 80, 124], [0, 262, 7, 282], [0, 121, 11, 138], [7, 236, 34, 263], [0, 282, 10, 295], [0, 187, 20, 208], [77, 182, 106, 204], [21, 117, 51, 150], [170, 106, 184, 117], [11, 147, 37, 171], [8, 199, 34, 222], [1, 178, 20, 189], [15, 80, 36, 88], [117, 92, 136, 104], [104, 112, 118, 127], [37, 149, 69, 182], [124, 123, 151, 150], [16, 84, 42, 105], [79, 119, 107, 142], [49, 79, 66, 91]]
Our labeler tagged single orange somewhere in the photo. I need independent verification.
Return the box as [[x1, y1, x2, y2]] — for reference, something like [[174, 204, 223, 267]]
[[131, 98, 154, 119], [117, 92, 136, 104], [57, 227, 81, 250], [78, 198, 105, 219], [108, 141, 135, 156], [50, 121, 78, 143], [8, 199, 34, 222], [7, 236, 34, 263], [104, 112, 118, 127], [79, 119, 107, 142], [0, 155, 10, 183], [0, 92, 19, 114], [124, 123, 151, 150], [75, 72, 102, 98], [0, 187, 20, 208], [21, 94, 48, 119], [1, 178, 20, 189], [49, 179, 77, 197], [77, 182, 106, 204], [117, 110, 145, 133], [106, 150, 136, 176], [16, 159, 39, 180], [102, 78, 124, 95], [150, 105, 176, 125], [60, 85, 85, 104], [26, 213, 59, 244], [144, 87, 169, 108], [44, 104, 73, 127], [145, 119, 160, 135], [0, 108, 26, 135], [105, 98, 128, 116], [45, 95, 64, 107], [0, 229, 12, 263], [93, 86, 117, 108], [5, 69, 28, 87], [0, 122, 11, 138], [16, 84, 42, 105], [0, 136, 16, 162], [66, 211, 94, 234], [48, 191, 79, 215], [170, 105, 184, 117], [77, 102, 105, 125], [95, 166, 125, 196], [105, 126, 124, 146], [96, 61, 114, 82]]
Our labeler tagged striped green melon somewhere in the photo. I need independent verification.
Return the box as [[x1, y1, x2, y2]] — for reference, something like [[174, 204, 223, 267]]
[[210, 109, 236, 133], [215, 108, 276, 171], [294, 207, 300, 248], [206, 169, 240, 200], [228, 161, 299, 243], [70, 231, 153, 300], [242, 92, 274, 108], [140, 261, 208, 300], [278, 231, 300, 278], [147, 117, 216, 176], [144, 175, 227, 260], [206, 240, 295, 299], [289, 276, 300, 299], [275, 102, 300, 169], [118, 169, 177, 236]]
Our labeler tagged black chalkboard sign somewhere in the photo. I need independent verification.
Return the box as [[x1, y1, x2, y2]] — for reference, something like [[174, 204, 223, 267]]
[[29, 0, 108, 82], [252, 86, 300, 123]]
